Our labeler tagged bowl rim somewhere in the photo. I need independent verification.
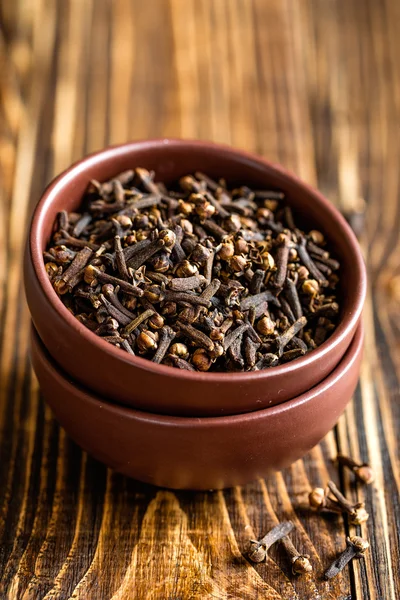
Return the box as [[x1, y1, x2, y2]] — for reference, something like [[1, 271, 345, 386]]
[[29, 138, 367, 383], [32, 321, 363, 425]]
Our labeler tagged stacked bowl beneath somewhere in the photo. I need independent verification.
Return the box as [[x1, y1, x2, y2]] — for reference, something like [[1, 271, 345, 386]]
[[31, 323, 363, 490]]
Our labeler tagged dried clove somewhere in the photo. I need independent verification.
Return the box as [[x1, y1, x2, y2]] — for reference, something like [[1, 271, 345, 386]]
[[126, 238, 165, 270], [309, 482, 369, 524], [284, 277, 302, 320], [326, 480, 369, 525], [176, 321, 215, 352], [167, 354, 196, 371], [247, 522, 294, 563], [276, 317, 307, 356], [336, 454, 375, 485], [152, 326, 176, 364], [169, 275, 206, 292], [85, 265, 143, 297], [297, 236, 327, 284], [124, 308, 155, 335], [240, 291, 280, 311], [98, 294, 133, 327], [324, 536, 369, 580], [53, 246, 93, 294], [114, 235, 130, 280], [223, 322, 249, 352], [273, 233, 290, 288], [280, 536, 313, 575], [308, 486, 342, 513]]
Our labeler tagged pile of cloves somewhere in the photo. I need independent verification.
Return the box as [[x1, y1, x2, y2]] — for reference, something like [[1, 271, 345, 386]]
[[247, 519, 369, 581], [307, 455, 374, 579], [308, 455, 375, 527], [248, 455, 374, 580], [309, 480, 369, 525], [44, 168, 341, 372], [247, 521, 313, 575]]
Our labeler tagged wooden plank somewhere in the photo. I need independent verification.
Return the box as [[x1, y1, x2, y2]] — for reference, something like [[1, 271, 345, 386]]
[[305, 1, 400, 598], [0, 0, 399, 598]]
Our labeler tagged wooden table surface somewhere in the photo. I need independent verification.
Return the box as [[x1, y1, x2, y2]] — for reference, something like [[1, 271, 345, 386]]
[[1, 1, 399, 598]]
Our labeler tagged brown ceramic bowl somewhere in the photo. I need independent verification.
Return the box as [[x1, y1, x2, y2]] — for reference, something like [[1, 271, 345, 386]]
[[25, 140, 366, 417], [31, 322, 363, 490]]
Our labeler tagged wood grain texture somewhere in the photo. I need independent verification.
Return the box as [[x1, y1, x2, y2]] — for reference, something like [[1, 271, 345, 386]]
[[0, 0, 399, 598]]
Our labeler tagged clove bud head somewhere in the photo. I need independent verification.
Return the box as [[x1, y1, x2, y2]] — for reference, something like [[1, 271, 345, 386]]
[[309, 230, 325, 245], [209, 343, 224, 360], [45, 262, 59, 279], [229, 255, 247, 273], [136, 330, 158, 353], [292, 555, 313, 575], [355, 464, 375, 485], [158, 229, 176, 249], [261, 251, 275, 271], [175, 260, 198, 278], [114, 214, 132, 228], [308, 487, 326, 509], [234, 238, 249, 254], [102, 283, 115, 296], [178, 200, 193, 215], [148, 313, 164, 330], [257, 315, 275, 336], [192, 348, 212, 371], [218, 241, 235, 260], [191, 243, 212, 264], [302, 279, 319, 297], [144, 285, 165, 304], [348, 536, 369, 555], [350, 504, 369, 525], [297, 265, 309, 280], [247, 540, 266, 563], [84, 264, 99, 285], [169, 342, 189, 360]]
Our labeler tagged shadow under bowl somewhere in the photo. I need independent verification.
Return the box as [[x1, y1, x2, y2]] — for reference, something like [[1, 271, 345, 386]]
[[25, 139, 366, 417], [30, 322, 364, 490]]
